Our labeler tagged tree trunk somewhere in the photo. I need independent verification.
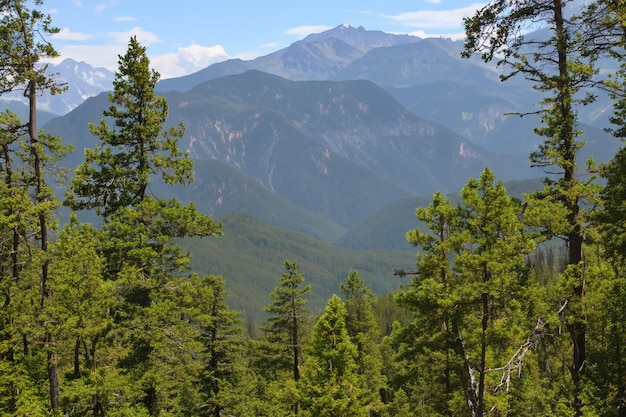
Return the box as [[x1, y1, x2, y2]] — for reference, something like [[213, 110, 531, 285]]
[[28, 78, 59, 412], [553, 0, 586, 413]]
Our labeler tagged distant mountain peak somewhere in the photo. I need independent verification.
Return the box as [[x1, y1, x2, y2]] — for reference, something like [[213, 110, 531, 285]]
[[0, 58, 115, 115], [299, 24, 420, 49], [54, 58, 114, 89]]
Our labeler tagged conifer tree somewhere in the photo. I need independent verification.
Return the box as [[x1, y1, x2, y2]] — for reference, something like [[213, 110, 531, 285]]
[[65, 36, 222, 414], [0, 0, 68, 412], [397, 168, 536, 416], [463, 2, 605, 413], [340, 270, 387, 416], [263, 260, 311, 383], [299, 295, 368, 417], [593, 144, 626, 416], [189, 274, 246, 417], [49, 218, 119, 416], [66, 35, 191, 216]]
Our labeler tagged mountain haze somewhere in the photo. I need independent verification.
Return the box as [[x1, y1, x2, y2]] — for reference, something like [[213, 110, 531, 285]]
[[156, 24, 422, 92], [332, 37, 499, 88], [177, 70, 533, 194], [41, 25, 619, 237], [45, 67, 536, 229]]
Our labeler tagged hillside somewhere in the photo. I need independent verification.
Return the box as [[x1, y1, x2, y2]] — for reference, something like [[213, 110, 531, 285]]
[[47, 71, 535, 229], [176, 70, 533, 194], [332, 37, 499, 88], [158, 158, 347, 243], [338, 177, 546, 250], [184, 213, 416, 315]]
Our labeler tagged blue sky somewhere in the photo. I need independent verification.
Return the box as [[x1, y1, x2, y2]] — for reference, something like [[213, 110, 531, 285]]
[[45, 0, 485, 79]]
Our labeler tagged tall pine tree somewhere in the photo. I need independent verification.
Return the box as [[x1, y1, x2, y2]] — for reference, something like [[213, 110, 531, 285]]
[[463, 2, 604, 413], [262, 260, 311, 383], [340, 270, 387, 416], [0, 1, 68, 412], [65, 36, 222, 415]]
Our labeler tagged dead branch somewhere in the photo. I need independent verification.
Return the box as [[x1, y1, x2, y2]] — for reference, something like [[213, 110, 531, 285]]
[[503, 110, 543, 117], [392, 268, 419, 277], [487, 318, 547, 393]]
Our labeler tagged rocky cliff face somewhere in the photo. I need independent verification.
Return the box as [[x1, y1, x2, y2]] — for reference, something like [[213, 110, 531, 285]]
[[174, 71, 531, 192]]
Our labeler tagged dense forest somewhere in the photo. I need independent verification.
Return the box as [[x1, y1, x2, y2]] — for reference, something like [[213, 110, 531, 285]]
[[2, 0, 626, 416]]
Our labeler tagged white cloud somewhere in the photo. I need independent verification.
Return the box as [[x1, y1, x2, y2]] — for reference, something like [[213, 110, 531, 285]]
[[284, 25, 333, 36], [47, 27, 160, 71], [151, 44, 231, 79], [115, 16, 137, 22], [108, 27, 161, 46], [94, 0, 121, 14], [47, 43, 127, 69], [382, 3, 485, 30], [408, 29, 467, 41], [53, 28, 91, 41]]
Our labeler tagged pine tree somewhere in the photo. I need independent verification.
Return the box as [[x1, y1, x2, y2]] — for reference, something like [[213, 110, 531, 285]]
[[463, 2, 605, 413], [262, 260, 311, 383], [340, 270, 387, 416], [593, 145, 626, 416], [0, 1, 68, 412], [48, 218, 119, 416], [397, 168, 536, 416], [588, 6, 626, 415], [299, 295, 368, 417], [66, 35, 191, 217], [188, 275, 246, 417], [65, 36, 221, 414]]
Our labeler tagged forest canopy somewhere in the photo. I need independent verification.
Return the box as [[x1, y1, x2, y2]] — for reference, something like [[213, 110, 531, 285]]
[[2, 0, 626, 416]]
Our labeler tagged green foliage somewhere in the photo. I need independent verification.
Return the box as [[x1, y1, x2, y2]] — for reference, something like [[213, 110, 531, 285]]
[[340, 270, 388, 415], [58, 36, 226, 416], [3, 3, 626, 416], [188, 274, 246, 416], [263, 260, 311, 382], [0, 1, 70, 413], [396, 168, 537, 416], [300, 295, 369, 417], [593, 141, 626, 415], [462, 1, 612, 413], [185, 213, 415, 313], [66, 36, 190, 216], [598, 145, 626, 257], [0, 0, 64, 96]]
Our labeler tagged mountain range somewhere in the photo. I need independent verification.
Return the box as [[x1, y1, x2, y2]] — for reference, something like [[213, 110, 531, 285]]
[[0, 58, 115, 115], [6, 24, 623, 311]]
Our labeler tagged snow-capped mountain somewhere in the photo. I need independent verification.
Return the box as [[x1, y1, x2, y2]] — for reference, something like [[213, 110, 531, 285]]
[[0, 58, 115, 115]]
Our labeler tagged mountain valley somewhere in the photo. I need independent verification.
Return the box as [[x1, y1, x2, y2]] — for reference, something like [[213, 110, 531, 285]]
[[12, 24, 623, 309]]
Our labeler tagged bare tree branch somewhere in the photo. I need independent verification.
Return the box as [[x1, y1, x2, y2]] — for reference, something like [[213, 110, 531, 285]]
[[392, 268, 419, 277], [487, 318, 547, 393]]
